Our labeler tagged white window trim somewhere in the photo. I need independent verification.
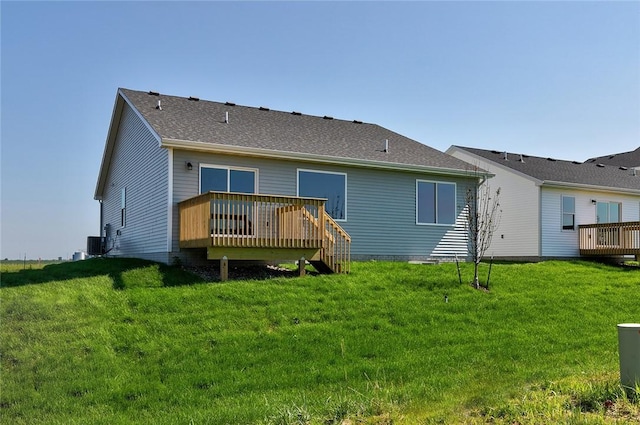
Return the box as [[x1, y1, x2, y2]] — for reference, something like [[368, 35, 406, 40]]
[[416, 179, 457, 226], [199, 164, 259, 194], [297, 168, 348, 222], [595, 200, 622, 224], [121, 187, 126, 228], [561, 195, 575, 232]]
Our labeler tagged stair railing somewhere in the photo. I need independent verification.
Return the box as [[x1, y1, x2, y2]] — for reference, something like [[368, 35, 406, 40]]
[[321, 213, 351, 273]]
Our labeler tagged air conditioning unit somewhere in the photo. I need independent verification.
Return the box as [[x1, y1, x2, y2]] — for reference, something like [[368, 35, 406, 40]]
[[87, 236, 104, 256]]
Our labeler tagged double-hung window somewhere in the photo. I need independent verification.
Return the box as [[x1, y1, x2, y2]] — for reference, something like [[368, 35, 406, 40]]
[[562, 196, 575, 230], [121, 187, 126, 228], [297, 169, 347, 221], [416, 181, 456, 225]]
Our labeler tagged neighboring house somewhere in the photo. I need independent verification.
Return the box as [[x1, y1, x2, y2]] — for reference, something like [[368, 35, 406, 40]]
[[93, 88, 486, 270], [447, 146, 640, 260], [585, 147, 640, 169]]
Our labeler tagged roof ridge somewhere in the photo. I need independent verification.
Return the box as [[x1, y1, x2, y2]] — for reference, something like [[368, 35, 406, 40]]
[[120, 88, 370, 125]]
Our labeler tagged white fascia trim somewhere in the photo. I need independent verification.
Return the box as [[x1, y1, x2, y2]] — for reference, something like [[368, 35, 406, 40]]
[[542, 180, 640, 196], [118, 89, 163, 144], [167, 147, 174, 252], [95, 91, 163, 200], [95, 93, 124, 200], [161, 138, 487, 179]]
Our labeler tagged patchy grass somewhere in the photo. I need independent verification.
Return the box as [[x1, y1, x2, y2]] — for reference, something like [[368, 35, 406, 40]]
[[1, 258, 638, 424]]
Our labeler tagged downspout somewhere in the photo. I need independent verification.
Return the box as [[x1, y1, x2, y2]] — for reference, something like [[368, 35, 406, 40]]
[[167, 147, 174, 256], [538, 187, 543, 258], [99, 200, 104, 237], [99, 200, 104, 253]]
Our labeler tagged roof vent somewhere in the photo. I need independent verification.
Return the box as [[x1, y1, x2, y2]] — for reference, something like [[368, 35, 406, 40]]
[[291, 111, 302, 116], [225, 101, 236, 106], [547, 157, 556, 162], [323, 115, 333, 120], [596, 163, 605, 168], [503, 151, 508, 161], [384, 139, 389, 153], [491, 150, 501, 154], [518, 154, 525, 163], [225, 111, 229, 124], [352, 120, 363, 124], [156, 100, 162, 110], [633, 168, 638, 176], [188, 96, 199, 101], [572, 161, 581, 165], [148, 91, 160, 96], [259, 106, 270, 111], [619, 166, 628, 171]]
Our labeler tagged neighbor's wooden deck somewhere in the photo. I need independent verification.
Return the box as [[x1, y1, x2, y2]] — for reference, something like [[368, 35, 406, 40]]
[[179, 192, 351, 273], [579, 221, 640, 257]]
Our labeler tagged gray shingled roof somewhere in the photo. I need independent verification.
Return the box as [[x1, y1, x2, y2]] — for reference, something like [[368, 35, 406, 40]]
[[585, 147, 640, 168], [454, 146, 640, 192], [120, 88, 476, 173]]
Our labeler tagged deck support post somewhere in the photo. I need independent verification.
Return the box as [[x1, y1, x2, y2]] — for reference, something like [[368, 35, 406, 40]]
[[298, 256, 305, 277], [220, 256, 228, 281]]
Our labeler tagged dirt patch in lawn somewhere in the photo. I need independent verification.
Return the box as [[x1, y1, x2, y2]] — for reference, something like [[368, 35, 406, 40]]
[[183, 263, 316, 282]]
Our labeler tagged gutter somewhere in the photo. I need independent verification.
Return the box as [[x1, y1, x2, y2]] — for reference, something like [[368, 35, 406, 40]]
[[542, 180, 640, 196], [161, 138, 492, 179]]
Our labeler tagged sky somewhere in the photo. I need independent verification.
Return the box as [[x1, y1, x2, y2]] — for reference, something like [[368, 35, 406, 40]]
[[1, 1, 639, 260]]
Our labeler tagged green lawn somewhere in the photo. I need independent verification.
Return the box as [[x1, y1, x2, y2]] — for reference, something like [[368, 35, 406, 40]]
[[1, 258, 638, 424]]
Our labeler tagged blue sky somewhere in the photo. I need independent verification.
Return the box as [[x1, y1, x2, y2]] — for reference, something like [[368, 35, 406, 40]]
[[2, 1, 639, 260]]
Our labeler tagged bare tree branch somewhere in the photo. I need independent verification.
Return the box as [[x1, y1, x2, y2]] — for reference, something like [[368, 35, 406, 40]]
[[466, 179, 502, 289]]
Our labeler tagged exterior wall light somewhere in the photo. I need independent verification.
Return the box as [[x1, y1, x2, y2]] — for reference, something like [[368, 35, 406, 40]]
[[186, 162, 193, 171]]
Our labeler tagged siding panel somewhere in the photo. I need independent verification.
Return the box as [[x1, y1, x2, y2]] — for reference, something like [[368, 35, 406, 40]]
[[542, 187, 640, 257], [172, 150, 475, 260], [101, 104, 168, 257], [449, 149, 541, 258]]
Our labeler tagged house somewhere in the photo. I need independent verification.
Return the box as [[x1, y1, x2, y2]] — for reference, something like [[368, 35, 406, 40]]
[[447, 146, 640, 261], [585, 147, 640, 169], [93, 88, 486, 271]]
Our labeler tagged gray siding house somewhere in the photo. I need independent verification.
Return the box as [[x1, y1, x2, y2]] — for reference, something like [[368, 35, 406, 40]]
[[447, 146, 640, 260], [94, 88, 484, 268]]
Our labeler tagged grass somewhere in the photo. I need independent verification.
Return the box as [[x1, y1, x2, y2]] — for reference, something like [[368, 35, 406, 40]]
[[1, 258, 638, 424]]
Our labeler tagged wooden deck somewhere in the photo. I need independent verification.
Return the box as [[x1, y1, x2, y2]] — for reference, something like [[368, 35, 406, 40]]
[[179, 192, 351, 273], [579, 221, 640, 258]]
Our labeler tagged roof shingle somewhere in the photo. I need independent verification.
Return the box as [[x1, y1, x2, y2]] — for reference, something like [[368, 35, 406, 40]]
[[585, 147, 640, 168], [454, 146, 640, 192], [120, 88, 476, 173]]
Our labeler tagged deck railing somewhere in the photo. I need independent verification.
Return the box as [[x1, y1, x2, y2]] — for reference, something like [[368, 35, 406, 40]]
[[178, 192, 350, 272], [323, 213, 351, 273], [578, 221, 640, 256]]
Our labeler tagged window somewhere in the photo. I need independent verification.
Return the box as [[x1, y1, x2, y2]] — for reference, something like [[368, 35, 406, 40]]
[[200, 165, 256, 194], [297, 170, 347, 220], [416, 181, 456, 225], [200, 165, 257, 236], [121, 187, 126, 227], [596, 201, 621, 224], [561, 196, 575, 230]]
